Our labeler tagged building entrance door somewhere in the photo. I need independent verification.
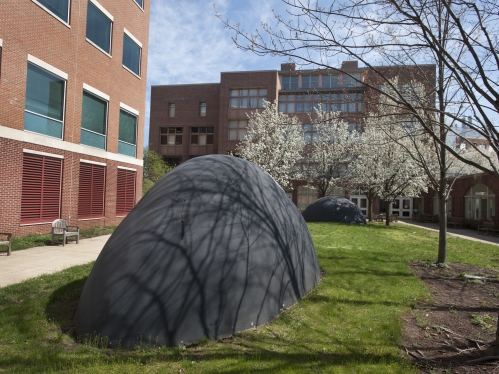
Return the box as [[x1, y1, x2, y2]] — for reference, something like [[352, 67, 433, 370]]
[[350, 195, 367, 216], [391, 197, 412, 218]]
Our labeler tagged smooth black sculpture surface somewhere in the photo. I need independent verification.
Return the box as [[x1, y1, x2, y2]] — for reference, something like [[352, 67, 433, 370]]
[[302, 196, 367, 224], [74, 155, 321, 347]]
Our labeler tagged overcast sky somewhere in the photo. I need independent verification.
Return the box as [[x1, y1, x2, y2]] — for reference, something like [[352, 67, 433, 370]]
[[144, 0, 288, 145]]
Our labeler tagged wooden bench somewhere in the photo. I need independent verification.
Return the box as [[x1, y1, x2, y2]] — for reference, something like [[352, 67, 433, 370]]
[[447, 217, 463, 229], [477, 221, 494, 235], [0, 232, 12, 256], [51, 219, 80, 246]]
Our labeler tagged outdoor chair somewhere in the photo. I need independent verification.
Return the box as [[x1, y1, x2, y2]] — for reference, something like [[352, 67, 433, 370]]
[[0, 232, 12, 256], [51, 219, 80, 246]]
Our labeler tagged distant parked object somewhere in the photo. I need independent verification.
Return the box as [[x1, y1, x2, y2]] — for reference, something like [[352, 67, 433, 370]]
[[302, 196, 367, 224]]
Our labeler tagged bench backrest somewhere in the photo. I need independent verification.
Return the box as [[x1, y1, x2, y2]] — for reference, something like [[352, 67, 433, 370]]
[[52, 219, 68, 234], [484, 221, 495, 228]]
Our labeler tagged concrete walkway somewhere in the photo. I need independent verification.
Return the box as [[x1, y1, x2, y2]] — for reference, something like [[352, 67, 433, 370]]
[[398, 219, 499, 246], [0, 235, 110, 288]]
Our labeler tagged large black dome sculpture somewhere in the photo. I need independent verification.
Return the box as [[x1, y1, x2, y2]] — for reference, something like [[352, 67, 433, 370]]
[[74, 155, 320, 347], [302, 196, 366, 224]]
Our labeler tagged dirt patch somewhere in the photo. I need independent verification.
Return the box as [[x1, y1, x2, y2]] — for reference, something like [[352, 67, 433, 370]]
[[404, 262, 499, 373]]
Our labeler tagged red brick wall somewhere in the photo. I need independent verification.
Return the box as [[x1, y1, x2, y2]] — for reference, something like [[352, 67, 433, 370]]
[[0, 0, 148, 237], [449, 174, 499, 220], [218, 71, 279, 155], [0, 137, 142, 236], [150, 83, 221, 162]]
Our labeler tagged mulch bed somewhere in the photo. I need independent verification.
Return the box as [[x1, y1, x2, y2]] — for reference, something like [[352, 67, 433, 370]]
[[404, 261, 499, 373]]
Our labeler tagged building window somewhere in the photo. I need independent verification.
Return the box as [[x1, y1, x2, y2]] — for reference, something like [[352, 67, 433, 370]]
[[343, 73, 362, 87], [78, 162, 105, 219], [229, 88, 267, 109], [228, 120, 247, 141], [301, 75, 319, 89], [168, 103, 175, 117], [21, 153, 62, 223], [133, 0, 143, 8], [303, 124, 318, 143], [81, 91, 108, 150], [118, 109, 137, 157], [278, 92, 364, 113], [191, 127, 214, 145], [122, 32, 141, 76], [322, 74, 340, 89], [281, 75, 298, 90], [86, 0, 112, 54], [33, 0, 71, 23], [116, 168, 136, 216], [465, 184, 495, 221], [24, 62, 66, 139], [200, 102, 206, 117], [160, 127, 182, 145]]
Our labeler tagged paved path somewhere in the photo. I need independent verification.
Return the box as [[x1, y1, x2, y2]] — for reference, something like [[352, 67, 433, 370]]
[[0, 235, 110, 288], [398, 219, 499, 246]]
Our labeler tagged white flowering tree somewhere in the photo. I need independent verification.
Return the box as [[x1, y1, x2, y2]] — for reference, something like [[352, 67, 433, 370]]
[[351, 115, 429, 226], [303, 108, 358, 198], [236, 100, 304, 190]]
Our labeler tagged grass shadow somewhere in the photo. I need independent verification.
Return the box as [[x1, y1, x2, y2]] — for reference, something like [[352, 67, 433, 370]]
[[45, 276, 88, 335]]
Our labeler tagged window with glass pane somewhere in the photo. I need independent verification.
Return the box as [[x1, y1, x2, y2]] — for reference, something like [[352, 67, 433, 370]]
[[86, 1, 112, 54], [303, 124, 318, 143], [133, 0, 143, 8], [122, 34, 141, 76], [118, 109, 137, 157], [35, 0, 70, 23], [343, 73, 362, 87], [228, 88, 267, 109], [81, 91, 107, 149], [168, 103, 175, 117], [24, 63, 65, 139], [228, 120, 247, 140], [200, 102, 206, 117], [322, 74, 339, 88], [160, 127, 182, 145], [191, 127, 214, 145], [281, 76, 298, 90], [278, 93, 320, 113], [302, 75, 319, 89]]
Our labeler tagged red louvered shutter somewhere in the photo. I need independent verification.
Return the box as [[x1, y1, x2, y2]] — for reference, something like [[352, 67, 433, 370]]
[[21, 153, 62, 223], [116, 169, 136, 216], [78, 163, 105, 219]]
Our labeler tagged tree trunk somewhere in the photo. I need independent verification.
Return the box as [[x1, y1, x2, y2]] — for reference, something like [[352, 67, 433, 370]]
[[436, 25, 447, 265], [385, 201, 390, 226], [437, 189, 447, 264], [367, 190, 373, 222]]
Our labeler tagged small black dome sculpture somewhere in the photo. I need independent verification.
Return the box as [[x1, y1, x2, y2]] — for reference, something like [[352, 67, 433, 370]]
[[302, 196, 366, 224], [74, 155, 320, 347]]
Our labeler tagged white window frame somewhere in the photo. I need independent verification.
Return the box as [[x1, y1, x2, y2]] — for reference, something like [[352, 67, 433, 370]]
[[118, 103, 139, 157], [32, 0, 71, 27], [122, 28, 142, 78], [25, 55, 68, 140], [132, 0, 144, 11], [81, 83, 109, 150], [86, 0, 114, 58]]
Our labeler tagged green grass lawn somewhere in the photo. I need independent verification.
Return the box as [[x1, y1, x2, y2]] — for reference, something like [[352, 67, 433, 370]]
[[0, 223, 498, 373], [2, 226, 117, 252]]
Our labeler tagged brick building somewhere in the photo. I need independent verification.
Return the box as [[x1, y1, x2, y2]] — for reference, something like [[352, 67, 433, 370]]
[[150, 61, 439, 215], [0, 0, 149, 236]]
